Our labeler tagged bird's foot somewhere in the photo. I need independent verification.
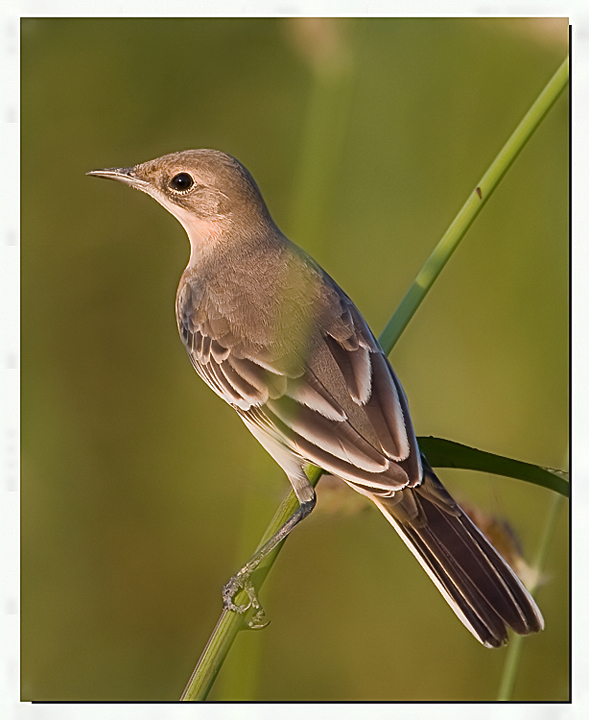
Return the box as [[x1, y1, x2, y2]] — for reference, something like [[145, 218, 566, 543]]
[[222, 572, 270, 629]]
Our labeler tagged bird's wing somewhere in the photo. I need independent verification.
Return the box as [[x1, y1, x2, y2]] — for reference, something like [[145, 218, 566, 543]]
[[176, 274, 422, 491]]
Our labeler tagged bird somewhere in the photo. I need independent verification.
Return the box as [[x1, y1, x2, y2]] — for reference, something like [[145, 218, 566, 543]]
[[88, 149, 544, 647]]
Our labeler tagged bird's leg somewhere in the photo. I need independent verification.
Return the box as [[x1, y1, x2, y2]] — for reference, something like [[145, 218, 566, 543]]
[[222, 485, 316, 629]]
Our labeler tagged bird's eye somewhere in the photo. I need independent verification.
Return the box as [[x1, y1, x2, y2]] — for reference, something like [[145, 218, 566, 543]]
[[169, 173, 194, 192]]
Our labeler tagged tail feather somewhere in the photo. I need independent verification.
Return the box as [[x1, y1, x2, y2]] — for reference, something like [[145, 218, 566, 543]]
[[369, 467, 544, 648]]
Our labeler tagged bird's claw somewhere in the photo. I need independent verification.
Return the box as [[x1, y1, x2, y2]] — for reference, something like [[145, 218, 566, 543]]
[[222, 574, 270, 629]]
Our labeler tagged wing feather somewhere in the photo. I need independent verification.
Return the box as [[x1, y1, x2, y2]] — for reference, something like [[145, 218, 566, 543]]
[[176, 268, 423, 491]]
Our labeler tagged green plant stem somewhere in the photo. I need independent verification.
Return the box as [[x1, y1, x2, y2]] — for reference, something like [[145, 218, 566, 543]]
[[497, 492, 566, 700], [417, 437, 569, 498], [379, 55, 569, 353], [181, 55, 569, 702], [181, 466, 323, 701], [288, 22, 358, 251]]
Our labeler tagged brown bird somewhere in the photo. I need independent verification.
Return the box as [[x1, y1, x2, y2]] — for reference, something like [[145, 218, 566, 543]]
[[88, 150, 543, 647]]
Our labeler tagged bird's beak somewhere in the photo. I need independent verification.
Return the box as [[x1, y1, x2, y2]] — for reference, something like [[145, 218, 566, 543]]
[[86, 166, 149, 190]]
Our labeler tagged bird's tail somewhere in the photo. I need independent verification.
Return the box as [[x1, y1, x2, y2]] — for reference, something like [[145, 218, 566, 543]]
[[369, 462, 544, 647]]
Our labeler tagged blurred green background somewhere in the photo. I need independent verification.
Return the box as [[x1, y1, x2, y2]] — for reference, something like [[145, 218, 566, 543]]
[[21, 17, 569, 701]]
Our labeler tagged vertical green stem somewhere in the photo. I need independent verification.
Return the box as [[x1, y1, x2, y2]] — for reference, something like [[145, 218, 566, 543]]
[[497, 492, 566, 700], [288, 28, 358, 250]]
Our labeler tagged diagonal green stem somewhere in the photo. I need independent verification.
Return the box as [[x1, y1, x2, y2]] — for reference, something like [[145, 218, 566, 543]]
[[379, 56, 569, 353], [181, 55, 569, 702]]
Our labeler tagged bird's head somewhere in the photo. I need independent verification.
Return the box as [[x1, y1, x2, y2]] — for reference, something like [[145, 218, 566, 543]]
[[88, 149, 275, 259]]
